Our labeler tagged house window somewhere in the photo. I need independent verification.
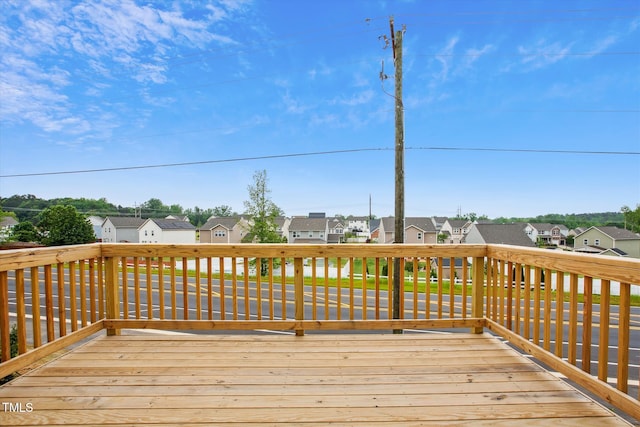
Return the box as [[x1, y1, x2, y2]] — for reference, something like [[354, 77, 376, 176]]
[[594, 239, 600, 246], [308, 232, 313, 238], [583, 239, 588, 246], [417, 232, 422, 240], [151, 230, 154, 236], [453, 228, 460, 234], [319, 233, 324, 238], [293, 231, 301, 238], [144, 230, 148, 236], [214, 230, 226, 237]]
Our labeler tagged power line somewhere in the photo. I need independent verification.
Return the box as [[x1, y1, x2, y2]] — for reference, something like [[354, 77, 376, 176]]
[[1, 146, 638, 179]]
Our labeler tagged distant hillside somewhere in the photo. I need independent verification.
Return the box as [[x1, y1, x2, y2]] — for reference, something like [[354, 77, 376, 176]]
[[493, 212, 625, 230]]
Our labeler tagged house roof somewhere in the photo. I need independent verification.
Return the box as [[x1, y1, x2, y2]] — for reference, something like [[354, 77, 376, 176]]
[[146, 219, 195, 230], [0, 217, 18, 227], [199, 217, 242, 231], [445, 219, 468, 228], [405, 217, 437, 233], [289, 217, 327, 231], [528, 223, 568, 232], [467, 223, 536, 247], [104, 217, 145, 228], [585, 226, 640, 240]]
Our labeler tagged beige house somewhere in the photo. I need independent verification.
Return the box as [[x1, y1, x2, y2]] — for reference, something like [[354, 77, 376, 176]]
[[404, 217, 438, 244], [375, 217, 437, 244], [440, 219, 473, 244], [198, 217, 249, 244], [574, 226, 640, 258]]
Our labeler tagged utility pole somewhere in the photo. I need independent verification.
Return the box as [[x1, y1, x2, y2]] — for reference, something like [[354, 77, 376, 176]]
[[389, 16, 405, 332]]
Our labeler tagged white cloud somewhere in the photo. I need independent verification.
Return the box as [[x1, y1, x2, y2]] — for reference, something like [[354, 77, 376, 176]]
[[517, 39, 574, 70]]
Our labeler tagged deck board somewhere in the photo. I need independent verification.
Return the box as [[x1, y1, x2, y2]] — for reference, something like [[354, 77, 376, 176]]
[[0, 332, 632, 426]]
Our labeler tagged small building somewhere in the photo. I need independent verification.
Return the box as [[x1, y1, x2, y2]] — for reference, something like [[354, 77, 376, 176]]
[[288, 217, 329, 243], [463, 223, 536, 247]]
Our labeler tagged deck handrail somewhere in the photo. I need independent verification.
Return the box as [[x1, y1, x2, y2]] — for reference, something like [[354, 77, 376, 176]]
[[0, 243, 639, 419]]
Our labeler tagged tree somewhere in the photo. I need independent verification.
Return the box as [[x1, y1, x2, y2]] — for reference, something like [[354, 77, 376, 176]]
[[38, 205, 95, 246], [243, 170, 284, 275], [212, 205, 236, 217], [244, 170, 283, 243], [10, 221, 39, 243]]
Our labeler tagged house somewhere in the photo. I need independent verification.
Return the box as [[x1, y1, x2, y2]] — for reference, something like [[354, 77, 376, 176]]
[[274, 217, 291, 241], [288, 217, 329, 243], [377, 217, 396, 243], [198, 217, 249, 244], [524, 223, 568, 246], [374, 217, 437, 244], [138, 219, 196, 244], [404, 217, 438, 244], [463, 223, 536, 247], [430, 257, 468, 281], [327, 217, 345, 244], [101, 217, 145, 243], [0, 216, 18, 241], [346, 217, 370, 238], [574, 226, 640, 258], [440, 219, 473, 244], [369, 218, 381, 242], [431, 216, 447, 233]]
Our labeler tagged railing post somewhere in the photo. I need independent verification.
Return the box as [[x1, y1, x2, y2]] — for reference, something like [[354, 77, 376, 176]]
[[294, 257, 304, 336], [105, 256, 120, 336], [471, 256, 485, 334]]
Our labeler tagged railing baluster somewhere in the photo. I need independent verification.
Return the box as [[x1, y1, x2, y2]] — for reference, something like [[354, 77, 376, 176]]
[[219, 257, 225, 320], [206, 257, 212, 321], [311, 258, 317, 321], [182, 258, 189, 320], [582, 276, 593, 374], [506, 261, 513, 331], [97, 257, 105, 319], [461, 257, 468, 318], [280, 257, 286, 319], [362, 257, 368, 320], [133, 258, 140, 319], [15, 269, 27, 354], [69, 262, 77, 332], [268, 257, 273, 320], [618, 282, 631, 393], [56, 263, 66, 337], [598, 279, 611, 383], [424, 257, 431, 319], [195, 257, 201, 321], [349, 258, 355, 320], [158, 257, 165, 320], [121, 258, 128, 320], [294, 257, 304, 336], [336, 257, 342, 320], [31, 266, 41, 348], [89, 259, 96, 323], [243, 257, 249, 321], [412, 258, 418, 319], [568, 273, 579, 365], [146, 257, 153, 319], [44, 265, 54, 342], [0, 271, 9, 361], [232, 258, 238, 320], [533, 267, 542, 345], [543, 267, 552, 351], [437, 257, 443, 319], [555, 272, 565, 358], [449, 257, 455, 318], [256, 257, 263, 320], [170, 257, 177, 320], [523, 265, 531, 340], [324, 257, 330, 321]]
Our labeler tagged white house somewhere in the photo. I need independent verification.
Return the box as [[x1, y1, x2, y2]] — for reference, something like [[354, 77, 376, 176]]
[[524, 223, 568, 246], [139, 218, 196, 244], [101, 217, 145, 243]]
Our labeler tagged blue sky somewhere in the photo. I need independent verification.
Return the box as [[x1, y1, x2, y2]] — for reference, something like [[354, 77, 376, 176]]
[[1, 0, 639, 219]]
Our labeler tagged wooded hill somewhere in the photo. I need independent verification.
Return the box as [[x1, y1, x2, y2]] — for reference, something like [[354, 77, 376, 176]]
[[0, 194, 632, 231]]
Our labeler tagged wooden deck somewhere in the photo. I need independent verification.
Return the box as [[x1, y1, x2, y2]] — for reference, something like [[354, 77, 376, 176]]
[[0, 332, 633, 426]]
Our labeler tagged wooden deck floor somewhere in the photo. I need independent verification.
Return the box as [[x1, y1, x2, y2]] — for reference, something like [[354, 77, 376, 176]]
[[0, 332, 633, 426]]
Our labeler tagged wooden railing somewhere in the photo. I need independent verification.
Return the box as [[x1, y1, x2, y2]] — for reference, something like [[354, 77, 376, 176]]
[[0, 243, 638, 419]]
